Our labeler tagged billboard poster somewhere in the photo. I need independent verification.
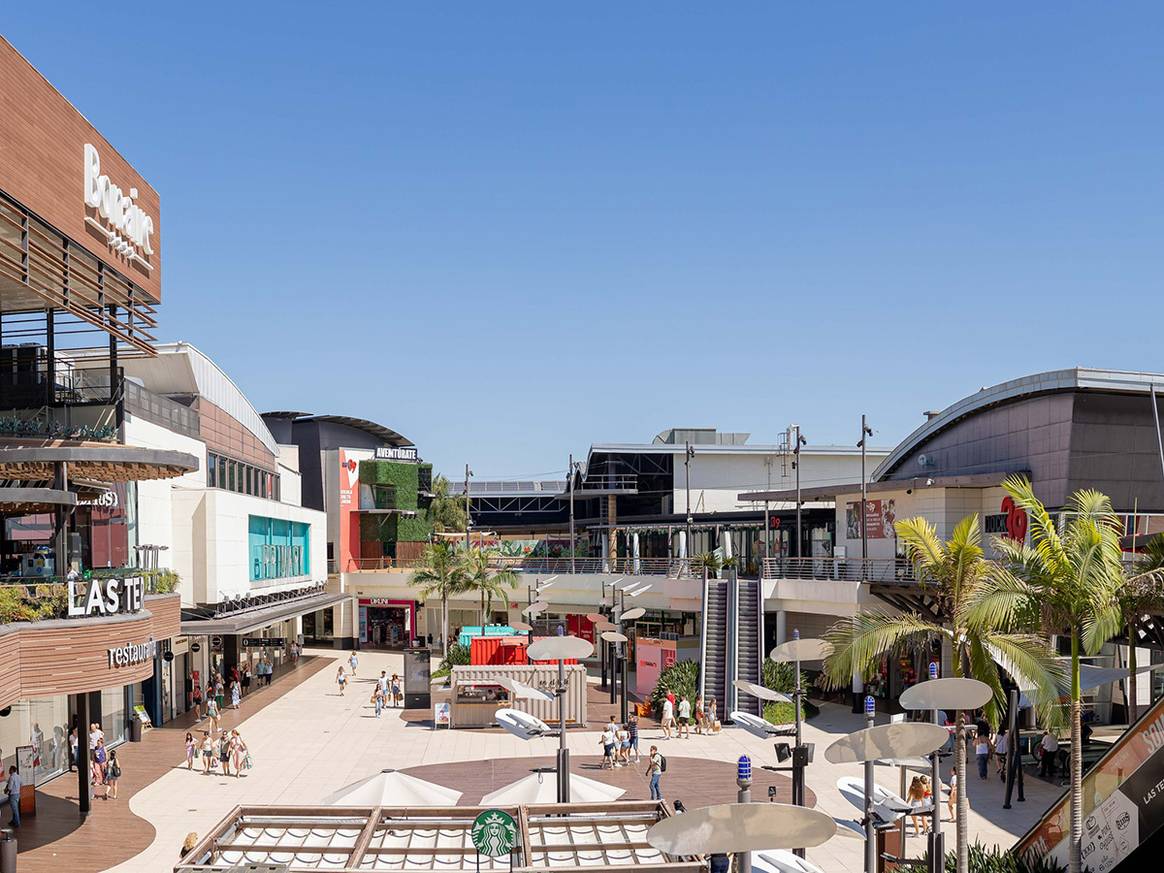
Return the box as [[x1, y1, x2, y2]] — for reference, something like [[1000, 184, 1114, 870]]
[[846, 499, 895, 540], [1018, 696, 1164, 870], [337, 449, 372, 571]]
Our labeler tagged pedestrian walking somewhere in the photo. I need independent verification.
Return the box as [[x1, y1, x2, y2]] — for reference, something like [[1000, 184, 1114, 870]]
[[391, 673, 402, 707], [678, 695, 691, 738], [348, 651, 359, 676], [207, 695, 220, 734], [192, 682, 203, 720], [617, 722, 631, 765], [214, 674, 225, 711], [994, 728, 1008, 780], [93, 738, 108, 798], [600, 723, 616, 769], [694, 694, 705, 734], [975, 730, 991, 779], [200, 732, 213, 775], [661, 695, 674, 739], [907, 776, 929, 835], [337, 666, 348, 695], [708, 698, 720, 733], [231, 678, 242, 710], [373, 684, 385, 718], [628, 715, 641, 761], [4, 765, 21, 828], [106, 750, 121, 799], [377, 670, 389, 697], [219, 730, 232, 777], [185, 732, 196, 770], [69, 726, 78, 772], [646, 745, 664, 800], [242, 665, 253, 697], [230, 730, 247, 776], [946, 769, 958, 822]]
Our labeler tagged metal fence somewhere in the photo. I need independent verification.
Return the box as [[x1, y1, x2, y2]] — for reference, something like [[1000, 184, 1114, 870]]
[[760, 556, 918, 583], [334, 554, 698, 578]]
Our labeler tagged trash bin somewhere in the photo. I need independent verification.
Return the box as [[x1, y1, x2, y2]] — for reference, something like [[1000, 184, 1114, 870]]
[[0, 827, 17, 873], [129, 717, 143, 743]]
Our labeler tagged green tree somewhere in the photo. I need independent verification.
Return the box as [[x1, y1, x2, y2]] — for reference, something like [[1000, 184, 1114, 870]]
[[967, 476, 1150, 873], [428, 474, 468, 534], [411, 542, 468, 655], [824, 514, 1063, 873], [461, 548, 520, 626]]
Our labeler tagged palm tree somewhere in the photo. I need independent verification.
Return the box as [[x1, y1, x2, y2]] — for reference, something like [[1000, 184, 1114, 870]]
[[967, 476, 1130, 873], [461, 548, 520, 626], [824, 514, 1062, 873], [428, 474, 468, 534], [411, 542, 467, 655]]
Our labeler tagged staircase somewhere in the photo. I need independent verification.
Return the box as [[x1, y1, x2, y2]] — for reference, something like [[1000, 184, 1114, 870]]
[[700, 578, 728, 708], [699, 573, 764, 718]]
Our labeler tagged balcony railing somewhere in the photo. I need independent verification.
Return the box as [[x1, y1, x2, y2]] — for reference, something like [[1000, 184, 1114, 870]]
[[336, 554, 697, 577], [761, 556, 918, 584]]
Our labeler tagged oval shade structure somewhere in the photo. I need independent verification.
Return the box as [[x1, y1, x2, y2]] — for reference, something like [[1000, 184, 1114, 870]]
[[594, 621, 618, 632], [770, 638, 834, 663], [496, 708, 553, 740], [509, 620, 533, 632], [497, 677, 555, 702], [585, 612, 605, 624], [527, 635, 593, 662], [646, 803, 836, 854], [322, 769, 463, 807], [754, 849, 828, 873], [620, 606, 646, 621], [601, 631, 628, 644], [825, 722, 950, 764], [899, 677, 993, 711], [734, 679, 792, 703], [730, 711, 784, 739], [522, 600, 550, 617]]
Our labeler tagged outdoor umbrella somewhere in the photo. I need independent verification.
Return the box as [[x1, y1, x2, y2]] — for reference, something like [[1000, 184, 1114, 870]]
[[323, 769, 463, 806], [481, 770, 625, 805]]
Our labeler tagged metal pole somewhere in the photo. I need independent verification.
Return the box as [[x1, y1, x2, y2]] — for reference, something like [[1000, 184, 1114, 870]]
[[76, 691, 91, 814], [464, 463, 472, 552], [684, 441, 693, 556], [569, 454, 576, 574], [557, 656, 570, 802], [794, 426, 802, 558], [1004, 686, 1025, 805], [737, 756, 753, 873], [864, 695, 876, 873], [621, 633, 630, 724], [792, 628, 806, 859], [860, 415, 872, 563], [928, 662, 945, 873], [1152, 385, 1164, 480]]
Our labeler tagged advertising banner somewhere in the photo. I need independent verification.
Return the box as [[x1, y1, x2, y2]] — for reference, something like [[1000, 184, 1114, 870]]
[[1018, 695, 1164, 871], [845, 499, 896, 540]]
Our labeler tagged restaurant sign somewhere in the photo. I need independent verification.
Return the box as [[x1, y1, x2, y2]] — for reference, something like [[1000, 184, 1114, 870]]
[[107, 636, 157, 668]]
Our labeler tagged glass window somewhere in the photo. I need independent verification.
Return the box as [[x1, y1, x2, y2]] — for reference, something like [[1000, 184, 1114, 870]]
[[228, 461, 237, 493], [101, 685, 128, 745], [245, 467, 252, 495], [207, 454, 216, 488]]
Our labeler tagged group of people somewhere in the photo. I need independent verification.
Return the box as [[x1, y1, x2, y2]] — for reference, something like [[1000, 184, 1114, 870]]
[[599, 715, 641, 767], [371, 670, 404, 716], [185, 728, 251, 777], [86, 722, 121, 800], [658, 691, 720, 738]]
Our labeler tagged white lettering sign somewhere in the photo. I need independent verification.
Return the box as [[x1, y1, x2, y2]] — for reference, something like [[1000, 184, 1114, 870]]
[[373, 446, 419, 462], [108, 637, 157, 668], [83, 143, 155, 270], [67, 576, 145, 618]]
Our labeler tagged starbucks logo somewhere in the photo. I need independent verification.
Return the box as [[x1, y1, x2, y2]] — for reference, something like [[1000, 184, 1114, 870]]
[[471, 809, 518, 858]]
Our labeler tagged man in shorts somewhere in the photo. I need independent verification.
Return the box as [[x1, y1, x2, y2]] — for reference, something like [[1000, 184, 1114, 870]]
[[600, 723, 616, 769], [677, 695, 691, 738]]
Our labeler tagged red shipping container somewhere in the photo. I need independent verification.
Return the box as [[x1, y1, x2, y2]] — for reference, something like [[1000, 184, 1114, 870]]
[[470, 635, 530, 665]]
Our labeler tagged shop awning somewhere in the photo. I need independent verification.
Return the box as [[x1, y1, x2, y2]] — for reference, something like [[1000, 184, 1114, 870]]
[[180, 591, 348, 636]]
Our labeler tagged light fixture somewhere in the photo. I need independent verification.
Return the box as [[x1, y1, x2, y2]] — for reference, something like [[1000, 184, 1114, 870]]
[[775, 743, 792, 762]]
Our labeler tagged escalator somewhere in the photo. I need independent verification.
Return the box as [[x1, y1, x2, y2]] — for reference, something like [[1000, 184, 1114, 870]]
[[1016, 693, 1164, 872], [699, 573, 764, 717]]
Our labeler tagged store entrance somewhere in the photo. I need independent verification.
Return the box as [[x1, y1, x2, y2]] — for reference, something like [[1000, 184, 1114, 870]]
[[365, 607, 408, 649]]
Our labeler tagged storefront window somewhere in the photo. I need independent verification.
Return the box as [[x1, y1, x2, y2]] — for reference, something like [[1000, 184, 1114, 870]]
[[0, 696, 71, 787], [101, 685, 128, 745]]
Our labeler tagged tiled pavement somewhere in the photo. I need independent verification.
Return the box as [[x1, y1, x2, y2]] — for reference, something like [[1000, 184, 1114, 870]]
[[19, 648, 1063, 872]]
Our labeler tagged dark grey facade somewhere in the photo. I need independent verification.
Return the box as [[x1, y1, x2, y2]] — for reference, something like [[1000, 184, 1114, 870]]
[[875, 369, 1164, 510]]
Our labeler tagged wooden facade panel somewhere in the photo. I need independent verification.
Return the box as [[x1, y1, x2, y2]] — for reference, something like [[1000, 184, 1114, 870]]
[[0, 37, 162, 300], [0, 594, 179, 709]]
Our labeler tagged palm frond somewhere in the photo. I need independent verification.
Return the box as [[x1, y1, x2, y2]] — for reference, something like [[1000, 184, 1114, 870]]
[[967, 635, 1007, 729], [822, 611, 947, 689], [984, 632, 1068, 730], [964, 564, 1038, 632], [1002, 474, 1067, 574], [894, 517, 946, 577]]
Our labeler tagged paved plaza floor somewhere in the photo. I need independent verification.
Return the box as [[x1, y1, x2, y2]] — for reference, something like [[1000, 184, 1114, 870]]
[[21, 648, 1064, 872]]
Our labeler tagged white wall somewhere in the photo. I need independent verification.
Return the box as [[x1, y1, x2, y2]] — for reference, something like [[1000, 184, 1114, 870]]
[[122, 413, 207, 570], [277, 444, 303, 507], [684, 450, 889, 514], [170, 489, 328, 605]]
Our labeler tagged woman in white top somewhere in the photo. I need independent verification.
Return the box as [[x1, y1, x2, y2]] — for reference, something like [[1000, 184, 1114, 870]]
[[660, 697, 674, 739], [994, 729, 1008, 779]]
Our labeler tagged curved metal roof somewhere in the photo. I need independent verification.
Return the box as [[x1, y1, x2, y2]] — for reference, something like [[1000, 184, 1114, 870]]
[[0, 440, 199, 482], [261, 412, 413, 446], [872, 367, 1164, 480]]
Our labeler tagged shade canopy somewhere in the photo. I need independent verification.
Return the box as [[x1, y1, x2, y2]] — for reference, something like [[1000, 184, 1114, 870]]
[[899, 677, 993, 711], [522, 601, 550, 617], [770, 639, 834, 663], [585, 612, 605, 624], [322, 769, 462, 806], [498, 677, 555, 702], [496, 708, 553, 740], [754, 849, 828, 873], [0, 440, 198, 482], [509, 620, 533, 632], [620, 606, 646, 621], [646, 803, 836, 854], [836, 776, 911, 825], [481, 771, 625, 805], [734, 679, 792, 703], [527, 635, 593, 662], [825, 723, 949, 764], [731, 711, 789, 739], [601, 631, 629, 644]]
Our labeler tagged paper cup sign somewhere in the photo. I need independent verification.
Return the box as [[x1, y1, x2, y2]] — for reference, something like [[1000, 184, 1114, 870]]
[[472, 809, 518, 858]]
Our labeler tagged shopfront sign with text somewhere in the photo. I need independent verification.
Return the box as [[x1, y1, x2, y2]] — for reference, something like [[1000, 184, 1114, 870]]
[[68, 575, 145, 618], [107, 637, 156, 668], [374, 446, 418, 462]]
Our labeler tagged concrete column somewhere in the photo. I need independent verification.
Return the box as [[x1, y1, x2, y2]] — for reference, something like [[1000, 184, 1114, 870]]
[[607, 495, 618, 571], [775, 610, 788, 646]]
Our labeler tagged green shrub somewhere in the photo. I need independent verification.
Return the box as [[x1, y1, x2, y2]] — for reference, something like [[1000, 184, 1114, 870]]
[[0, 586, 38, 624], [762, 659, 820, 720], [432, 641, 471, 680], [903, 841, 1065, 873], [649, 660, 700, 717]]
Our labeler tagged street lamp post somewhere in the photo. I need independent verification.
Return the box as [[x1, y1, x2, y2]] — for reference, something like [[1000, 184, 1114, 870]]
[[568, 453, 576, 574], [858, 416, 873, 563], [737, 756, 753, 873], [684, 441, 695, 558], [464, 463, 473, 552], [863, 695, 876, 873], [792, 426, 806, 558]]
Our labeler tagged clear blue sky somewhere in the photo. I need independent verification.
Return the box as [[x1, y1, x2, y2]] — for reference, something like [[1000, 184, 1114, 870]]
[[6, 6, 1163, 480]]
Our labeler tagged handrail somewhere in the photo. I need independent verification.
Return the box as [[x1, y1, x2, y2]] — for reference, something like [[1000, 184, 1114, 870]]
[[761, 556, 917, 583], [339, 554, 702, 578]]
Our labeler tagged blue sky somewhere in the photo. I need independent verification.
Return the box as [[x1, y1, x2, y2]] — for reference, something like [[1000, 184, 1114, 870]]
[[6, 6, 1163, 480]]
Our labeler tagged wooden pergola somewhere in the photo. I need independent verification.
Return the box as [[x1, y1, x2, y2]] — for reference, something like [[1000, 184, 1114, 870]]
[[176, 801, 701, 873]]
